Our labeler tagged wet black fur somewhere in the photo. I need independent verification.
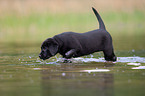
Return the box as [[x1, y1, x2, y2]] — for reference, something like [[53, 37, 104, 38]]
[[39, 7, 117, 61]]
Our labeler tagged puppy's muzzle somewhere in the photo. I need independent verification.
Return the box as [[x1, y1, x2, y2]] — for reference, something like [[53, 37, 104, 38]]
[[39, 54, 46, 60], [39, 54, 50, 60], [39, 54, 42, 59]]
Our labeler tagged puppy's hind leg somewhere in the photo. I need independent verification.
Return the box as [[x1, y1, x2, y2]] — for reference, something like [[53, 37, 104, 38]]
[[103, 48, 117, 62]]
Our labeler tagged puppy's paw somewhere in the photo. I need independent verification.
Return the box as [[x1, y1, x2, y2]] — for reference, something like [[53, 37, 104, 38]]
[[65, 52, 72, 58], [63, 59, 72, 63], [65, 49, 76, 58]]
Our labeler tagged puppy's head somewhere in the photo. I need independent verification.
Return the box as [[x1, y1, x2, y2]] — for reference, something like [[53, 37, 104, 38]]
[[39, 38, 58, 60]]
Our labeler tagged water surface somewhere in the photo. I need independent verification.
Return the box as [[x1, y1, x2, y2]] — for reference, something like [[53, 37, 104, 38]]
[[0, 44, 145, 96]]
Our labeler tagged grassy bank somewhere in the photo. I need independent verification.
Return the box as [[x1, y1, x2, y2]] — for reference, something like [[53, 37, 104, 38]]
[[0, 0, 145, 50], [0, 11, 145, 43]]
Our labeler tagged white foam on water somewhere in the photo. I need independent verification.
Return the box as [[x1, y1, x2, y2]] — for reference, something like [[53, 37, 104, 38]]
[[73, 57, 105, 63], [36, 58, 42, 63], [33, 68, 41, 70], [117, 57, 145, 63], [132, 66, 145, 69], [46, 62, 58, 64], [80, 69, 110, 73], [127, 63, 141, 66], [36, 56, 145, 65], [29, 56, 32, 58], [72, 56, 145, 63], [62, 73, 66, 76]]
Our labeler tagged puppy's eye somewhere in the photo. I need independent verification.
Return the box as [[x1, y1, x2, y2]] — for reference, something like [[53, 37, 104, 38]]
[[42, 49, 47, 52]]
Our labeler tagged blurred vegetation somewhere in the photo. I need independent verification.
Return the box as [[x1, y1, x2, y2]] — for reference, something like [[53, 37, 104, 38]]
[[0, 0, 145, 50]]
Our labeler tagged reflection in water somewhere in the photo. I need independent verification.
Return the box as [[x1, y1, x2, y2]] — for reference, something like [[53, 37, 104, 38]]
[[41, 65, 114, 96]]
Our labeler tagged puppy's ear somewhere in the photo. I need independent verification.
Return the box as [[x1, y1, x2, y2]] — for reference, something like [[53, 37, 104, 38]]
[[49, 43, 58, 56]]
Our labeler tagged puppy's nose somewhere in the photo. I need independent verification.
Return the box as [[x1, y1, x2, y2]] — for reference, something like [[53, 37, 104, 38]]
[[39, 54, 42, 58]]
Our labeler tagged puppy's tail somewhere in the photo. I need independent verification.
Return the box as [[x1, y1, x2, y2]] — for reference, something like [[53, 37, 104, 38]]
[[92, 7, 106, 30]]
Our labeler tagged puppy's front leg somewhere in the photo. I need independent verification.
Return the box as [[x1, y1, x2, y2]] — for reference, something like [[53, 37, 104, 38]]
[[65, 49, 76, 59]]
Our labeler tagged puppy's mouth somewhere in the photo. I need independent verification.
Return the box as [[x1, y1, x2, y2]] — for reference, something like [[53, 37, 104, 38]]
[[39, 54, 50, 60]]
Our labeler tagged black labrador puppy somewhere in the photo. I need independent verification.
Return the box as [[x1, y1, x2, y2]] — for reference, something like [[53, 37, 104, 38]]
[[39, 7, 117, 62]]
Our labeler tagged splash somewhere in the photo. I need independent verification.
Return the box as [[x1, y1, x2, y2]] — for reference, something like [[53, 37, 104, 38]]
[[36, 56, 145, 64], [72, 56, 145, 63], [132, 66, 145, 69], [73, 57, 105, 63], [127, 63, 141, 66], [117, 57, 145, 63]]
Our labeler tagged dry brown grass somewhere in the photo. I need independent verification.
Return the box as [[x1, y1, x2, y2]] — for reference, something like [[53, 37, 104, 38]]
[[0, 0, 145, 15]]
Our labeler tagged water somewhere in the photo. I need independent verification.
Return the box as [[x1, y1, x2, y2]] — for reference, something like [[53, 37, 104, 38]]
[[0, 44, 145, 96]]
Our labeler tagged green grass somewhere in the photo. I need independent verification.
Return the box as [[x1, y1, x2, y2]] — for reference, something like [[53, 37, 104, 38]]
[[0, 11, 145, 44]]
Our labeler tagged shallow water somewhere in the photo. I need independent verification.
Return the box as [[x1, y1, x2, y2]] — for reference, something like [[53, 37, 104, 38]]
[[0, 44, 145, 96]]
